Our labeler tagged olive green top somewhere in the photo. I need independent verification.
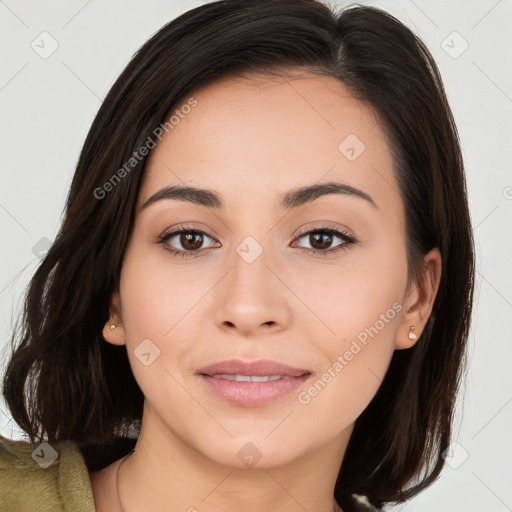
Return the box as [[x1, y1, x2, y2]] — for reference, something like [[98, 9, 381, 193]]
[[0, 433, 96, 512]]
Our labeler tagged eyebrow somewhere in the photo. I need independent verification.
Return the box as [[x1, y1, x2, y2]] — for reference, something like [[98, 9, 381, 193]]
[[141, 181, 378, 211]]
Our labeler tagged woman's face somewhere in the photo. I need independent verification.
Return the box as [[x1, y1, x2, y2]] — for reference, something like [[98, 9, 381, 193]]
[[110, 72, 425, 468]]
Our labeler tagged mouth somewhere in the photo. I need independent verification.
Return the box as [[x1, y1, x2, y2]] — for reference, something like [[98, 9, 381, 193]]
[[207, 374, 303, 382], [196, 359, 312, 407]]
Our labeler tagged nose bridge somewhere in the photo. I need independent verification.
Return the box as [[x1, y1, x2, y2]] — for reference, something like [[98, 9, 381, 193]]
[[229, 231, 276, 305]]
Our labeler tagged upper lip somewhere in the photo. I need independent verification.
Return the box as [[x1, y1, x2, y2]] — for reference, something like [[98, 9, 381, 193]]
[[197, 359, 311, 377]]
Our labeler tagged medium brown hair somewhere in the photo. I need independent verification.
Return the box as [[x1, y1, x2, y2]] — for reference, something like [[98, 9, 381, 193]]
[[1, 1, 474, 509]]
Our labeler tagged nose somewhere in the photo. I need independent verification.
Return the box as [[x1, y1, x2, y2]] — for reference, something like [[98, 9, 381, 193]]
[[213, 242, 291, 337]]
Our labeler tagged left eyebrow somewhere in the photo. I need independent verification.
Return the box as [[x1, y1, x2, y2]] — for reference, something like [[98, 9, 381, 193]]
[[281, 181, 378, 210], [140, 181, 378, 211]]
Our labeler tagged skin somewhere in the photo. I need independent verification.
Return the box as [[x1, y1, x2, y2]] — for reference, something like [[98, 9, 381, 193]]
[[89, 71, 441, 512]]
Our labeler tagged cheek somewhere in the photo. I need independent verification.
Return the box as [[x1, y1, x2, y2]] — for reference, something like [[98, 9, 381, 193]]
[[117, 241, 222, 394], [290, 248, 406, 428], [295, 311, 398, 441], [119, 242, 206, 339], [288, 242, 407, 343]]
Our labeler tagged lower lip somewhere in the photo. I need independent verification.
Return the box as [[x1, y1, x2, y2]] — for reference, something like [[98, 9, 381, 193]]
[[198, 374, 311, 407]]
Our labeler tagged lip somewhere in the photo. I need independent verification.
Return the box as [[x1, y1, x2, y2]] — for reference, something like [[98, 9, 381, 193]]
[[196, 359, 312, 407], [197, 358, 310, 377]]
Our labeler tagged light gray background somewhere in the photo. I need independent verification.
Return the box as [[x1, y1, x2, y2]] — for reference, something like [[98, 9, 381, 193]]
[[1, 1, 511, 511]]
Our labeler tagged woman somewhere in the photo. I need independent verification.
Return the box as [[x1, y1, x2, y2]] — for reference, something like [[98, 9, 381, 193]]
[[0, 1, 474, 511]]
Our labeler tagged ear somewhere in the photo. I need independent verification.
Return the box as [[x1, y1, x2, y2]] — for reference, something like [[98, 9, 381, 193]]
[[102, 291, 125, 346], [396, 247, 442, 350]]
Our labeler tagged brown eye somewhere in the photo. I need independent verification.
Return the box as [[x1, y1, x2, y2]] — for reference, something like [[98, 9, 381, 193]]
[[157, 226, 219, 257], [292, 226, 356, 256], [307, 232, 334, 250], [179, 232, 204, 251]]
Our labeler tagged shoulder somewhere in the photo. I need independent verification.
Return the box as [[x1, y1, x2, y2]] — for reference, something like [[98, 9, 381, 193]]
[[0, 433, 97, 512]]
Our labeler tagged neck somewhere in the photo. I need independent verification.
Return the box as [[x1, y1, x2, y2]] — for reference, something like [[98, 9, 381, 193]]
[[111, 405, 351, 512]]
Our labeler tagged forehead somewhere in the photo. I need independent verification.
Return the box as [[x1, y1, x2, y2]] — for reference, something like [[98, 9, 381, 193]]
[[140, 71, 399, 213]]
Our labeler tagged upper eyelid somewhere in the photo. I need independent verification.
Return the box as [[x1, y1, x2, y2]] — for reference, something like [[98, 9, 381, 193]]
[[293, 224, 353, 239]]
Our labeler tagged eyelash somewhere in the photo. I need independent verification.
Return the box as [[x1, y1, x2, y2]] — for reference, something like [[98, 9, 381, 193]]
[[156, 223, 356, 259]]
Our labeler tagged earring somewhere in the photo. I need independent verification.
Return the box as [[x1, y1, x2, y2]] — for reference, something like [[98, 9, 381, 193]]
[[408, 326, 417, 340], [110, 324, 117, 330]]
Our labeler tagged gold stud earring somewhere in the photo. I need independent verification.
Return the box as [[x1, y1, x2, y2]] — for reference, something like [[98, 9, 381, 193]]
[[408, 325, 417, 340]]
